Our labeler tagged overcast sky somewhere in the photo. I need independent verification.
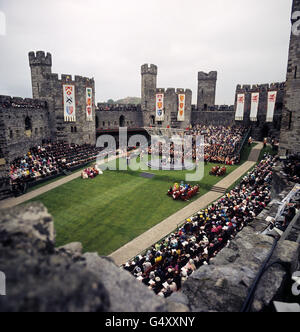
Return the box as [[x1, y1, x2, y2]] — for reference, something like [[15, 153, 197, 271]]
[[0, 0, 293, 105]]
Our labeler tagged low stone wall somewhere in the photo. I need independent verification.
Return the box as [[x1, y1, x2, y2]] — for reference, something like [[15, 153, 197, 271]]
[[170, 203, 299, 312], [0, 203, 186, 312]]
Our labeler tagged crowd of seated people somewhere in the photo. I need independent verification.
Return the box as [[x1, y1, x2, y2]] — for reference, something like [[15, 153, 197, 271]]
[[185, 125, 246, 165], [81, 167, 100, 179], [167, 183, 199, 201], [123, 154, 275, 298], [146, 125, 246, 166], [210, 165, 227, 177], [9, 142, 105, 186], [281, 154, 300, 183]]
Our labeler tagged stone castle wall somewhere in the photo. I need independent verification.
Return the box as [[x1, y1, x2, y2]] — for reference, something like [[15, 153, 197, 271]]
[[280, 0, 300, 156], [0, 96, 50, 177], [96, 106, 144, 131], [235, 83, 285, 141], [141, 64, 193, 130], [197, 71, 218, 111], [29, 51, 96, 146], [191, 110, 235, 127]]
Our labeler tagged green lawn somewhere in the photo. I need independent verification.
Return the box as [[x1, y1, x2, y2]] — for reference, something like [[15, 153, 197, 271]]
[[27, 141, 257, 256], [28, 158, 241, 256]]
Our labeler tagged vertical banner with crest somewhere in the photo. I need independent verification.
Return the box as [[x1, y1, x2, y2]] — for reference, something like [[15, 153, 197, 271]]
[[235, 94, 245, 121], [250, 93, 259, 122], [177, 94, 185, 122], [266, 91, 277, 122], [156, 93, 164, 122], [86, 88, 93, 121], [63, 85, 76, 122]]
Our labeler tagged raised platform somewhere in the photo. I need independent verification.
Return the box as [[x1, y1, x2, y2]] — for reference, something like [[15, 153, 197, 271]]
[[146, 159, 195, 171]]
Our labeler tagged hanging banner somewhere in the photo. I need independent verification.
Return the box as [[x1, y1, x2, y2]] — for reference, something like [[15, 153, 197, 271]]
[[177, 94, 185, 122], [156, 93, 164, 121], [235, 94, 245, 121], [250, 93, 259, 122], [63, 85, 76, 122], [86, 88, 93, 121], [266, 91, 277, 122]]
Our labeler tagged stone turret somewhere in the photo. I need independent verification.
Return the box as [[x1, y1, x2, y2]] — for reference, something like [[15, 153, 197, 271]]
[[197, 71, 217, 111], [29, 51, 52, 99]]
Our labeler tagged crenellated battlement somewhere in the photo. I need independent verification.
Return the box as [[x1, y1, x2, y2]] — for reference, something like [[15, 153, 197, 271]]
[[192, 104, 234, 112], [236, 82, 285, 92], [29, 51, 52, 67], [44, 73, 95, 85], [198, 71, 218, 81], [165, 88, 176, 94], [0, 95, 48, 109], [141, 64, 158, 75]]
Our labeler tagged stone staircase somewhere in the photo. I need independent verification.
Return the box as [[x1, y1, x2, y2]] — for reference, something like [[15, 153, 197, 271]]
[[210, 186, 226, 194]]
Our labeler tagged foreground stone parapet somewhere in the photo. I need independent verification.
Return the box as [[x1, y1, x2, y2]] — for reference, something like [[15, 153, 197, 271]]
[[0, 203, 179, 312], [84, 253, 175, 312], [0, 201, 298, 312], [170, 215, 300, 312], [0, 203, 110, 312]]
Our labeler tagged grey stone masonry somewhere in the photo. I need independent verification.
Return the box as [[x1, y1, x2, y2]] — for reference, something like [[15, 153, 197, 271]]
[[29, 51, 96, 146], [197, 71, 218, 111], [280, 0, 300, 156], [235, 83, 285, 141], [0, 96, 50, 177], [141, 64, 192, 129]]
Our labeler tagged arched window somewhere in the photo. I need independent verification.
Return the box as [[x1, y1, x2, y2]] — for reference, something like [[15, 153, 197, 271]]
[[150, 115, 155, 126], [25, 116, 32, 131], [119, 115, 125, 127]]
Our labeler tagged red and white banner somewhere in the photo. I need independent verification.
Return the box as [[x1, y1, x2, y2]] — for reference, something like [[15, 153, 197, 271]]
[[86, 88, 93, 121], [177, 94, 185, 122], [266, 91, 277, 122], [235, 94, 245, 121], [156, 93, 164, 121], [250, 93, 259, 122], [63, 85, 76, 122]]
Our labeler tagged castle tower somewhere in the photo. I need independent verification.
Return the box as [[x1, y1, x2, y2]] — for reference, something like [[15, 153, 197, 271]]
[[279, 0, 300, 156], [197, 71, 217, 111], [29, 51, 52, 99], [141, 64, 157, 126], [28, 51, 96, 146]]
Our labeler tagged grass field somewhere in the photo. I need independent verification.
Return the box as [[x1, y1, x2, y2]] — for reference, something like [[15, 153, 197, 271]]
[[28, 144, 256, 256]]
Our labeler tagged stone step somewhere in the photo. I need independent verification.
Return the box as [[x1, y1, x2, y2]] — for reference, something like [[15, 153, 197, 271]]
[[210, 186, 226, 194]]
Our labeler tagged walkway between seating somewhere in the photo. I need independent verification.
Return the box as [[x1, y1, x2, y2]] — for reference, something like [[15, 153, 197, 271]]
[[109, 142, 264, 266]]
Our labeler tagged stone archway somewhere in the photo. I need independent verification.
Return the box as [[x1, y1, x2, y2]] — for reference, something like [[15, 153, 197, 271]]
[[25, 116, 32, 137], [150, 115, 155, 126], [262, 124, 270, 139], [119, 115, 125, 127]]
